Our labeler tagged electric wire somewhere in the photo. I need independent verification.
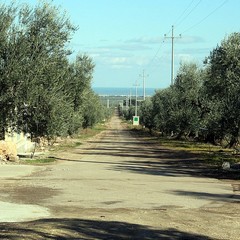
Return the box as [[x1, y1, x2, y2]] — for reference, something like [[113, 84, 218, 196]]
[[145, 38, 165, 69], [174, 0, 195, 26], [175, 0, 202, 28], [143, 0, 202, 79], [181, 0, 229, 34], [141, 0, 229, 87]]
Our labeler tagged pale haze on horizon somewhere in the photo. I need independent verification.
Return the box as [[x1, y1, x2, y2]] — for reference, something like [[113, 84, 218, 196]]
[[3, 0, 239, 89]]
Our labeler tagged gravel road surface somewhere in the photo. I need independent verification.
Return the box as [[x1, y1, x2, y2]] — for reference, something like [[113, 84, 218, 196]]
[[0, 114, 239, 239]]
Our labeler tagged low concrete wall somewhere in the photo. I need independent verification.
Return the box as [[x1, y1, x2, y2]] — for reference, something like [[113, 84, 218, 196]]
[[5, 131, 35, 153]]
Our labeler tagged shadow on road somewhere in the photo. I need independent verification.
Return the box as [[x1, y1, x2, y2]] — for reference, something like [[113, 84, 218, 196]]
[[56, 128, 240, 180], [0, 218, 213, 240], [170, 190, 240, 201]]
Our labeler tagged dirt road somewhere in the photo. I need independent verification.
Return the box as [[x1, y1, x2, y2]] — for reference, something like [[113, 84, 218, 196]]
[[0, 114, 240, 239]]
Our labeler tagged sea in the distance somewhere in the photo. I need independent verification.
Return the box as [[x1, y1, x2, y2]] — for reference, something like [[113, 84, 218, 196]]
[[93, 87, 158, 96]]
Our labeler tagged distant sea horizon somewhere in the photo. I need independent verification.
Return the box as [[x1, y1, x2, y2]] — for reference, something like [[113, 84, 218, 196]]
[[93, 87, 158, 96]]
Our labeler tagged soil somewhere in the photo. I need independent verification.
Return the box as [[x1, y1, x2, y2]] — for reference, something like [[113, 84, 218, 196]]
[[0, 114, 239, 239]]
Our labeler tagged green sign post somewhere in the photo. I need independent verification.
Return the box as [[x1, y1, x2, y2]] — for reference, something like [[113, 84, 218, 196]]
[[133, 116, 139, 126]]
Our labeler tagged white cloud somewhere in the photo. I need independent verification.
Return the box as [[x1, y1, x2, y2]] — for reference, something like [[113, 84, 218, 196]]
[[73, 35, 176, 69], [177, 53, 193, 62], [178, 35, 205, 44], [96, 56, 130, 69], [98, 44, 151, 51], [126, 36, 163, 45], [125, 35, 205, 45], [94, 54, 150, 69], [180, 47, 211, 55], [108, 57, 128, 64], [111, 64, 132, 69]]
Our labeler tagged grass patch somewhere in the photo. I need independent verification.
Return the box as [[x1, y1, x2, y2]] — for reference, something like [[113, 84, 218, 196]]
[[49, 123, 107, 152], [203, 152, 239, 166], [75, 141, 82, 147], [51, 141, 80, 151], [129, 124, 240, 167], [21, 157, 56, 165], [77, 124, 106, 141], [159, 138, 219, 151], [158, 137, 240, 166], [20, 123, 107, 165]]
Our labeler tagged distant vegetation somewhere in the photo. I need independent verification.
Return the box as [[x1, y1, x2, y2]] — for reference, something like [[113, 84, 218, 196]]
[[121, 32, 240, 148], [0, 1, 112, 140]]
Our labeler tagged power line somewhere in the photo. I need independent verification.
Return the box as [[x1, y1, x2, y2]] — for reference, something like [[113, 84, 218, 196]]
[[175, 0, 202, 28], [143, 1, 201, 81], [174, 0, 195, 26], [181, 0, 229, 34], [138, 0, 229, 89], [141, 38, 165, 83], [145, 38, 165, 70]]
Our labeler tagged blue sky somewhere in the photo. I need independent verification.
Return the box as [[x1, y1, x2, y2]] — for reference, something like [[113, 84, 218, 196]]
[[3, 0, 240, 89]]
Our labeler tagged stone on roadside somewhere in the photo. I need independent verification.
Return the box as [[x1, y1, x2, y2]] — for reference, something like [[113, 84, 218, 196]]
[[0, 140, 19, 162], [222, 161, 230, 170], [222, 161, 240, 171]]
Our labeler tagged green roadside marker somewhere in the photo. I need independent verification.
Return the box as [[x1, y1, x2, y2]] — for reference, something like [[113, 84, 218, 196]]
[[133, 116, 139, 126]]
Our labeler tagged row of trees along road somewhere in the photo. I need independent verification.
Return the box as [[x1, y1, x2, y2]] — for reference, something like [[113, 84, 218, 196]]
[[0, 2, 111, 140], [123, 32, 240, 148]]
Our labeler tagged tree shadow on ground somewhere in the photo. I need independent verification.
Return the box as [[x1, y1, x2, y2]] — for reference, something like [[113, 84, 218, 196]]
[[56, 128, 240, 180], [170, 190, 240, 201], [63, 147, 240, 181], [0, 218, 213, 240]]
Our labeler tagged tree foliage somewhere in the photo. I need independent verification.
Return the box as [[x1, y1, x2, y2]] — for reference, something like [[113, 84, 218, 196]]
[[0, 1, 110, 140], [134, 33, 240, 147], [203, 33, 240, 146]]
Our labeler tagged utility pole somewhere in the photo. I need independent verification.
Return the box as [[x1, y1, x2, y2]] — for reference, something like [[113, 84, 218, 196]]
[[129, 88, 132, 106], [140, 70, 148, 101], [126, 95, 129, 110], [133, 81, 140, 116], [164, 25, 181, 85]]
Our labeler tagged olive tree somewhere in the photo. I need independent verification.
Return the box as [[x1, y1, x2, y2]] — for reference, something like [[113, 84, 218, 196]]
[[203, 32, 240, 147]]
